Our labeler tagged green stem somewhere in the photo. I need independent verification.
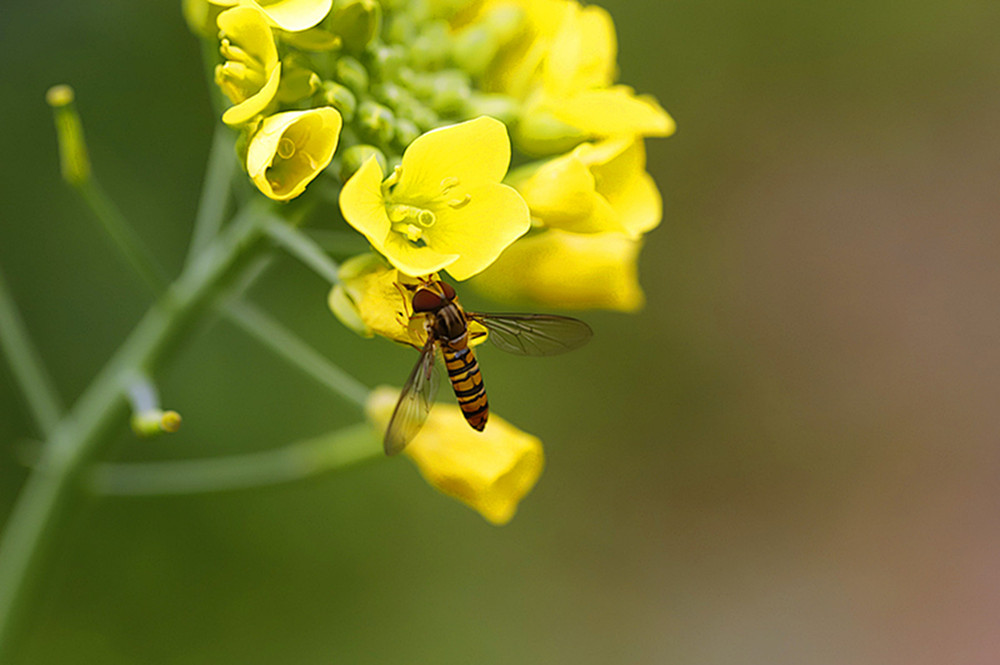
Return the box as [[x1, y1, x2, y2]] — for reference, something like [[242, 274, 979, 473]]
[[89, 423, 381, 496], [76, 178, 168, 293], [0, 203, 271, 661], [267, 222, 343, 284], [0, 267, 64, 439], [224, 300, 370, 409], [186, 124, 236, 264]]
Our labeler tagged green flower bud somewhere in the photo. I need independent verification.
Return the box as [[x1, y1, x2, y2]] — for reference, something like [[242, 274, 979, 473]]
[[451, 25, 498, 78], [392, 117, 421, 149], [321, 80, 358, 121], [367, 44, 405, 80], [278, 27, 342, 52], [330, 0, 382, 54], [335, 55, 370, 94], [276, 55, 321, 103], [515, 110, 588, 157], [465, 93, 519, 127], [356, 100, 395, 145], [46, 85, 90, 185], [410, 21, 450, 70], [427, 70, 472, 115], [339, 144, 387, 182]]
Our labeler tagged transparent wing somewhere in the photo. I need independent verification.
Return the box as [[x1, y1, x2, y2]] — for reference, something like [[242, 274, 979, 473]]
[[384, 337, 440, 455], [467, 313, 593, 356]]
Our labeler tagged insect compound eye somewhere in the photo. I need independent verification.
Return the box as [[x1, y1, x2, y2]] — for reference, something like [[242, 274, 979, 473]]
[[439, 281, 456, 301], [411, 288, 444, 312]]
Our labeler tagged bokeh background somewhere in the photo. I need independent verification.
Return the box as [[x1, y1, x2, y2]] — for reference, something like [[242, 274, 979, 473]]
[[3, 1, 1000, 663]]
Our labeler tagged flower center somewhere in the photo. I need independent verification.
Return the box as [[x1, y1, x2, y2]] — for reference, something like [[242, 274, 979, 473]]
[[276, 137, 297, 160], [387, 204, 436, 244]]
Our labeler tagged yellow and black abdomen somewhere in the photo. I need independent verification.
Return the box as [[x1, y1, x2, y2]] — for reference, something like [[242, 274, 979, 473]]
[[443, 346, 489, 431]]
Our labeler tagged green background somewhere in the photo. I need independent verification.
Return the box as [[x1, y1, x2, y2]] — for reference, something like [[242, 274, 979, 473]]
[[3, 1, 1000, 663]]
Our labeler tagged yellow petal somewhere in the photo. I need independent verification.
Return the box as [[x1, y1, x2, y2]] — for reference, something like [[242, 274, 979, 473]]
[[543, 3, 616, 96], [427, 182, 530, 280], [251, 0, 333, 32], [512, 153, 622, 234], [394, 117, 512, 201], [549, 86, 676, 139], [221, 62, 282, 126], [585, 139, 661, 237], [246, 106, 342, 200], [470, 229, 645, 311], [367, 386, 545, 525]]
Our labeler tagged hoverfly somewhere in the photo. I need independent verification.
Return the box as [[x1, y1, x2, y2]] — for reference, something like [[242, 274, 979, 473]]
[[384, 279, 593, 455]]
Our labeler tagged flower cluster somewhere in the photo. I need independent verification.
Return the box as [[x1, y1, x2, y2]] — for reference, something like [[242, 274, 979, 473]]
[[185, 0, 673, 522]]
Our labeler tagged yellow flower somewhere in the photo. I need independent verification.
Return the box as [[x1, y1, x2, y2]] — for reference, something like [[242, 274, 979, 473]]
[[511, 138, 660, 239], [367, 386, 544, 525], [328, 254, 489, 346], [215, 7, 282, 126], [209, 0, 333, 32], [246, 107, 342, 200], [517, 3, 674, 152], [339, 116, 530, 280], [471, 229, 645, 311]]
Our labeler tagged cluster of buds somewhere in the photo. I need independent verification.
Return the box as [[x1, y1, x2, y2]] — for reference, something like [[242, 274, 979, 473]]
[[186, 0, 673, 311], [184, 0, 674, 522]]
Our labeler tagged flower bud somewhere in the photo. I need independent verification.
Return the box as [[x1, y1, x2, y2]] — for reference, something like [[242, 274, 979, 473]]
[[427, 70, 472, 115], [329, 0, 381, 53], [514, 109, 586, 157], [320, 80, 357, 120], [338, 144, 387, 182], [367, 44, 405, 80], [46, 85, 90, 185], [356, 100, 395, 145], [334, 55, 369, 94], [410, 21, 450, 70], [276, 55, 321, 103]]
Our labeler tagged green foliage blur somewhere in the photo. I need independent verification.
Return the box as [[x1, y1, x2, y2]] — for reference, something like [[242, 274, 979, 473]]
[[2, 1, 1000, 663]]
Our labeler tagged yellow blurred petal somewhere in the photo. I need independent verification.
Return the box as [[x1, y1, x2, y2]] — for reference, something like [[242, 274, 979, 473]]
[[578, 138, 661, 237], [513, 155, 622, 234], [394, 117, 512, 200], [544, 3, 616, 95], [246, 106, 342, 200], [428, 182, 530, 280], [367, 386, 545, 525], [252, 0, 333, 31], [471, 229, 645, 311], [549, 86, 676, 139]]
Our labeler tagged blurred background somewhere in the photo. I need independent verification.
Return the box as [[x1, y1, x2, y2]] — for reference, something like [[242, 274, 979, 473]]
[[2, 0, 1000, 663]]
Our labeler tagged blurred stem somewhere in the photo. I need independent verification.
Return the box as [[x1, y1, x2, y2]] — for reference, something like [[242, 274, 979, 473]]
[[89, 423, 381, 496], [187, 124, 237, 264], [75, 178, 169, 293], [225, 300, 371, 408], [0, 266, 64, 439], [0, 202, 271, 661], [267, 221, 342, 284], [305, 228, 374, 258]]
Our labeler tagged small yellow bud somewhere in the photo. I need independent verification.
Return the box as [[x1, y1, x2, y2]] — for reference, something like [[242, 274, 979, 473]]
[[130, 409, 183, 438], [46, 85, 91, 185]]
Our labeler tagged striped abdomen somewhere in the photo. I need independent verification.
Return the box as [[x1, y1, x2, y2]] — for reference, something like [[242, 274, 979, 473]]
[[443, 345, 489, 431]]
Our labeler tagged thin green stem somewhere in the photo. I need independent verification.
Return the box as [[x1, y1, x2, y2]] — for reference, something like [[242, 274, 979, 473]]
[[267, 221, 342, 284], [89, 423, 381, 496], [0, 203, 271, 661], [186, 124, 237, 264], [76, 178, 168, 293], [0, 267, 63, 439], [225, 300, 370, 409]]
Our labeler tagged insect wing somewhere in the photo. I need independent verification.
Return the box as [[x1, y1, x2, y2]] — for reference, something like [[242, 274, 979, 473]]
[[384, 337, 440, 455], [468, 313, 593, 356]]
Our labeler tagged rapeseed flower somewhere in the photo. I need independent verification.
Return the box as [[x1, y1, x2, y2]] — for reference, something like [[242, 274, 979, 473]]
[[510, 137, 661, 238], [339, 117, 530, 280], [215, 6, 282, 126], [246, 106, 342, 200], [367, 386, 544, 525]]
